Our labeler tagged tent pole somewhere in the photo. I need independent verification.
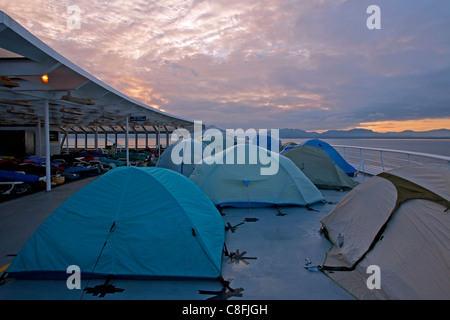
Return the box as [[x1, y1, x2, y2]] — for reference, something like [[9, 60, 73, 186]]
[[95, 125, 98, 151], [126, 116, 130, 166], [158, 126, 161, 157], [44, 100, 51, 192]]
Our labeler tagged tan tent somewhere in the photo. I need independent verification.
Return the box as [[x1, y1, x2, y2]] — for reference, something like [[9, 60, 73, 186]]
[[320, 164, 450, 299], [282, 145, 358, 190]]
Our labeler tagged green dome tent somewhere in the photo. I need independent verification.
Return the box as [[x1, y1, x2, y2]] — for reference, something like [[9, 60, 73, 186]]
[[299, 139, 356, 176], [189, 144, 324, 207], [320, 164, 450, 299], [282, 139, 356, 176], [282, 145, 358, 190], [7, 167, 225, 280]]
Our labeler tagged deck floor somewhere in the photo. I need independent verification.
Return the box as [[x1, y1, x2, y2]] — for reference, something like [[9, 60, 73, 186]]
[[0, 174, 367, 300]]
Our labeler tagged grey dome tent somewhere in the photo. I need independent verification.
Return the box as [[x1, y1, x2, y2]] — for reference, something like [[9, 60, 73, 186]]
[[320, 164, 450, 299]]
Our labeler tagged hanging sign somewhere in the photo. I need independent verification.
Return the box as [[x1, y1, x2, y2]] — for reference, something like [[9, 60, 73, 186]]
[[130, 116, 146, 122]]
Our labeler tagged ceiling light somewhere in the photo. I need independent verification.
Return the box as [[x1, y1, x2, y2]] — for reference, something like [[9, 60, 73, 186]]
[[41, 74, 49, 84]]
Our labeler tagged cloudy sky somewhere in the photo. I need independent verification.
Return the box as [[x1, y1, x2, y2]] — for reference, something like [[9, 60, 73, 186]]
[[1, 0, 449, 131]]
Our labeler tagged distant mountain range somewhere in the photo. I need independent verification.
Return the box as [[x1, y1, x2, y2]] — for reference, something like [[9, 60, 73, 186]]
[[278, 128, 450, 139], [204, 125, 450, 139]]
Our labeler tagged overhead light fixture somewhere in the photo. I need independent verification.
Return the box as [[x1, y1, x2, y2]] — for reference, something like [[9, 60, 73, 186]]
[[62, 91, 95, 105], [60, 106, 85, 115], [90, 119, 106, 125], [61, 115, 80, 124], [0, 118, 18, 124], [6, 107, 36, 115], [101, 114, 117, 120], [0, 99, 31, 107], [0, 76, 20, 88], [41, 74, 49, 84]]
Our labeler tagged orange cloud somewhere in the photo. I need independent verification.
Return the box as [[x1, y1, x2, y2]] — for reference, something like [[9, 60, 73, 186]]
[[357, 118, 450, 133]]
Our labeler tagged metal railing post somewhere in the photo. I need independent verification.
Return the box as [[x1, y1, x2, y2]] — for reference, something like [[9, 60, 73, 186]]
[[360, 148, 365, 173], [44, 100, 51, 192], [330, 144, 450, 175]]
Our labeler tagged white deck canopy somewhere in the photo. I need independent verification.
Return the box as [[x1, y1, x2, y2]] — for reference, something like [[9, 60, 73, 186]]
[[0, 11, 197, 191]]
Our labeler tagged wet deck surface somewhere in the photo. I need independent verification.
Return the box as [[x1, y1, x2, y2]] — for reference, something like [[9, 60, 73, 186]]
[[0, 175, 368, 300]]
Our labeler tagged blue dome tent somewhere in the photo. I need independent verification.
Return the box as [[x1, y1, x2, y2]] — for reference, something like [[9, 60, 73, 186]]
[[7, 167, 225, 280], [251, 133, 282, 152]]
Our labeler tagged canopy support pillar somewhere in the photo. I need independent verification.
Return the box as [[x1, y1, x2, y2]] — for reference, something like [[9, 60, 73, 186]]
[[145, 131, 148, 149], [95, 125, 98, 150], [44, 100, 51, 192], [66, 125, 70, 153], [126, 116, 130, 166], [157, 126, 161, 157], [36, 117, 42, 157]]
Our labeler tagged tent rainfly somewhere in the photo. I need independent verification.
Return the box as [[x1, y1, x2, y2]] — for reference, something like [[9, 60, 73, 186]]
[[283, 139, 356, 176], [6, 167, 225, 280], [189, 144, 325, 207], [281, 145, 359, 190], [320, 164, 450, 300]]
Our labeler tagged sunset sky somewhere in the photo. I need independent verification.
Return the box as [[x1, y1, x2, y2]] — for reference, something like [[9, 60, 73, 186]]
[[1, 0, 449, 132]]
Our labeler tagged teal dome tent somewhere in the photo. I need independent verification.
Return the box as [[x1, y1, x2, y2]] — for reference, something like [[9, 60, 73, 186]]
[[7, 167, 225, 280], [190, 144, 324, 208]]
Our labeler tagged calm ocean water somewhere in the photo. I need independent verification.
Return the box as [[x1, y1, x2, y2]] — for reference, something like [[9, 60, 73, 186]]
[[282, 138, 450, 157], [68, 134, 450, 157]]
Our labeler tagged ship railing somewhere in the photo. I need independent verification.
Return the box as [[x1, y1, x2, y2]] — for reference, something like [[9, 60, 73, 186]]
[[332, 145, 450, 176]]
